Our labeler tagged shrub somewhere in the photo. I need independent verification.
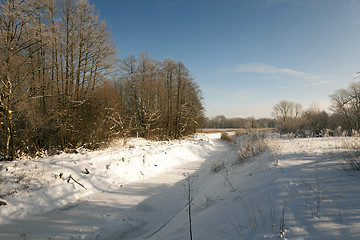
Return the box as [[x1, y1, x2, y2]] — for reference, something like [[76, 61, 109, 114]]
[[342, 138, 360, 170], [221, 132, 234, 142], [236, 133, 268, 164]]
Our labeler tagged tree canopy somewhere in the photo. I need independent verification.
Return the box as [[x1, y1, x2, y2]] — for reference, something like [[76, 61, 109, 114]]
[[0, 0, 204, 160]]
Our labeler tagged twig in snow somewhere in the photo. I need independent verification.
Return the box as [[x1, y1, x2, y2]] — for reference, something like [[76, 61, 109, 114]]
[[270, 193, 276, 231], [67, 175, 87, 190], [223, 168, 236, 192], [229, 205, 246, 234], [336, 198, 343, 222], [238, 195, 257, 231], [279, 197, 288, 238], [279, 185, 292, 238]]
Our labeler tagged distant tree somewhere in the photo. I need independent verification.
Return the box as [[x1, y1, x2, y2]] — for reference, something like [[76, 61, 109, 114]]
[[246, 117, 258, 129], [272, 100, 302, 122], [257, 118, 276, 128], [302, 104, 329, 136], [272, 100, 302, 132], [199, 116, 275, 129], [212, 115, 227, 128]]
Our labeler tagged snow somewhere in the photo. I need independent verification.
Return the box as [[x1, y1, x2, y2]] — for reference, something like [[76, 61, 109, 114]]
[[0, 134, 360, 239]]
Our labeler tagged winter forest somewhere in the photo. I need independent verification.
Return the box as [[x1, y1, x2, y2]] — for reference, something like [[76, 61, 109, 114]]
[[204, 80, 360, 137], [0, 0, 204, 160], [2, 0, 360, 162]]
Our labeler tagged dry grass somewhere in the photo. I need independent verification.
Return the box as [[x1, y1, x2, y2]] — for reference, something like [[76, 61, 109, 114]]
[[342, 137, 360, 170], [211, 132, 270, 173], [221, 132, 234, 142], [0, 161, 46, 198], [235, 128, 276, 135], [236, 133, 268, 164]]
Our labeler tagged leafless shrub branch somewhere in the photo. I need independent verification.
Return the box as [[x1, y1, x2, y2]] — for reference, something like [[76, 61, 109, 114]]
[[235, 133, 268, 164], [342, 137, 360, 170]]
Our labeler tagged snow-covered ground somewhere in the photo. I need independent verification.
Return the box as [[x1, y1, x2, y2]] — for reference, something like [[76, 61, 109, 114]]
[[0, 133, 360, 239]]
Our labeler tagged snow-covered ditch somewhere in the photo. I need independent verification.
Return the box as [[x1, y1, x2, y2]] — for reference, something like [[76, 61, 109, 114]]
[[0, 134, 360, 239]]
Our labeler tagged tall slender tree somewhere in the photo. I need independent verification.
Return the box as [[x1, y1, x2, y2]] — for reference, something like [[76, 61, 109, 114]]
[[0, 0, 44, 159]]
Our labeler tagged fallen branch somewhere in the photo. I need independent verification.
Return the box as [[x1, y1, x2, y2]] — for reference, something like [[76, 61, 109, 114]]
[[67, 175, 87, 190]]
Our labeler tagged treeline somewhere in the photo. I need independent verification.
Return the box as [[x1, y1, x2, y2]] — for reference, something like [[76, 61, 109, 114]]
[[0, 0, 203, 160], [202, 106, 334, 137], [272, 81, 360, 136], [271, 100, 333, 135], [203, 80, 360, 137], [201, 116, 276, 129]]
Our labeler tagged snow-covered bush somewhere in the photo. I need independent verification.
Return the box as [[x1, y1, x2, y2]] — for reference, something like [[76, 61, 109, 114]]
[[342, 138, 360, 170], [220, 132, 233, 142], [235, 133, 268, 164]]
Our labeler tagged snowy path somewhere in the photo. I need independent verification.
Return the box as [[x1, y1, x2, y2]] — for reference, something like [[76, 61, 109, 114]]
[[2, 135, 360, 239], [0, 135, 234, 240], [143, 137, 360, 240]]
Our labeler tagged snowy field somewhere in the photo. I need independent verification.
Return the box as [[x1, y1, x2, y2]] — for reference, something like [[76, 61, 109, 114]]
[[0, 133, 360, 239]]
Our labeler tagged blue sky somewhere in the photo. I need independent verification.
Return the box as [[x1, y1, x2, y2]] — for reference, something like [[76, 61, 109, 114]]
[[89, 0, 360, 118]]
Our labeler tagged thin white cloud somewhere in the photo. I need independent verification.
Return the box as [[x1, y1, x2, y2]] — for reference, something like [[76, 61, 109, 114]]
[[232, 90, 250, 99], [304, 80, 332, 87], [226, 62, 322, 80]]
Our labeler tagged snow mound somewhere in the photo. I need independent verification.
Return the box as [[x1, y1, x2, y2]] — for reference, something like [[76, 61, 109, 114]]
[[1, 135, 360, 240], [0, 134, 217, 225]]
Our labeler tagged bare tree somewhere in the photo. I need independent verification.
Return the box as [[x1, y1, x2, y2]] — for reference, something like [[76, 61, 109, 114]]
[[119, 54, 204, 140], [0, 0, 45, 159], [162, 58, 177, 137], [330, 82, 360, 132], [302, 104, 329, 136], [272, 100, 302, 122], [0, 0, 118, 157], [272, 100, 302, 133]]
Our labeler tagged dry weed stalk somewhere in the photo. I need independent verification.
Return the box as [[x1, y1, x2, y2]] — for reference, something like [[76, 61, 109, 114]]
[[183, 173, 197, 240], [236, 133, 268, 164], [342, 137, 360, 170]]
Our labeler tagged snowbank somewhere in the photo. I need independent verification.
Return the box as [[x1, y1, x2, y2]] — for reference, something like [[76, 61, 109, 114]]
[[1, 134, 360, 240], [0, 134, 217, 225]]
